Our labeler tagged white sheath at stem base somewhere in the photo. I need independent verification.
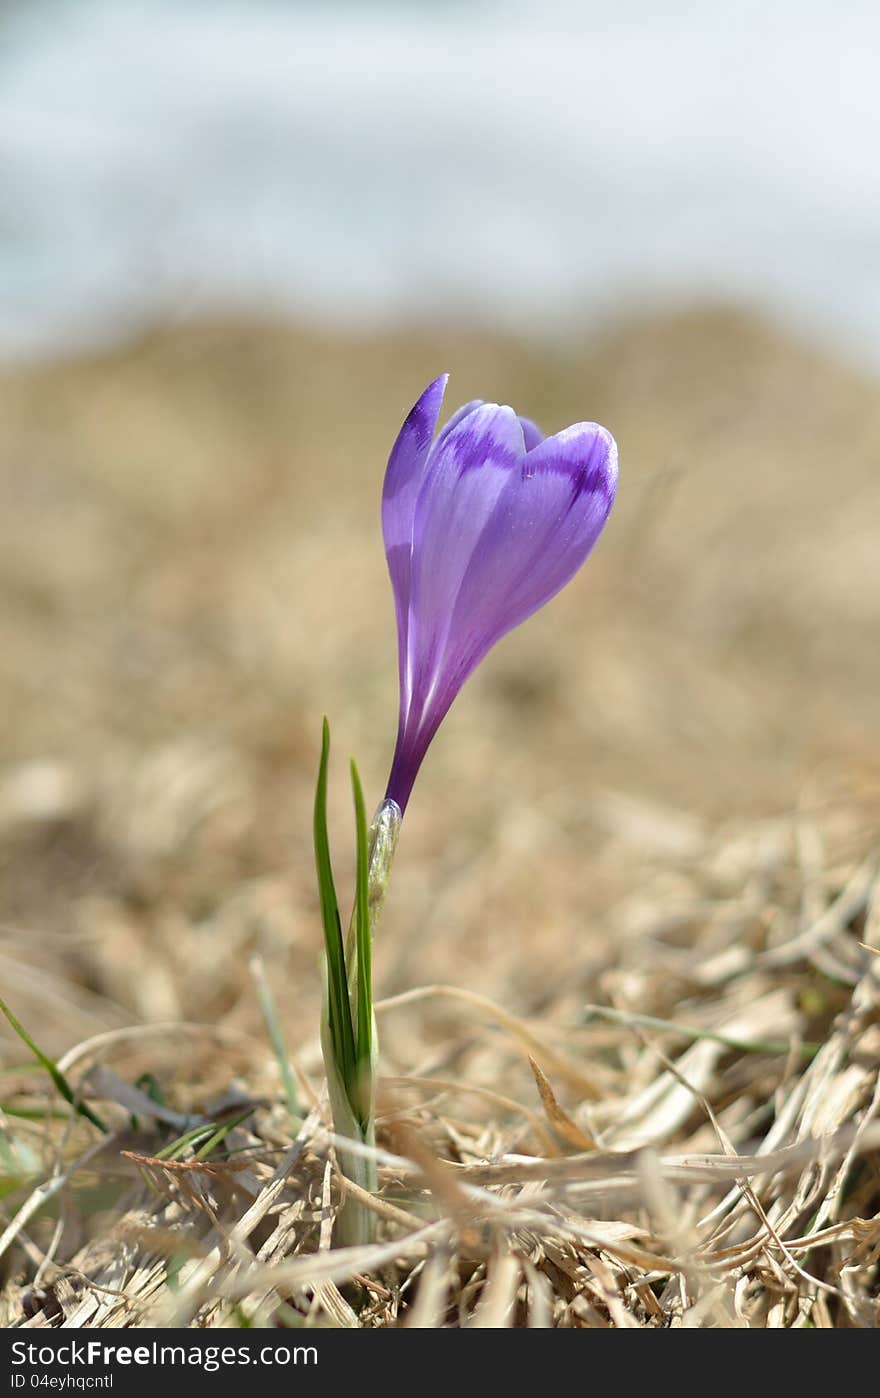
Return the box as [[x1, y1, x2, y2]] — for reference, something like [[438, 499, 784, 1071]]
[[322, 797, 401, 1248]]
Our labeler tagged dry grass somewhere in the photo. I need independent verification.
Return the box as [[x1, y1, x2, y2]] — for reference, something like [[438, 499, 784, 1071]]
[[1, 799, 879, 1328], [0, 308, 878, 1327]]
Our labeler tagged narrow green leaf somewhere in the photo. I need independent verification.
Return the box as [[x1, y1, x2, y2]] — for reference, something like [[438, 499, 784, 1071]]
[[0, 995, 107, 1133], [351, 758, 372, 1078], [153, 1111, 254, 1164], [251, 955, 302, 1125], [155, 1122, 218, 1161], [314, 718, 356, 1089], [0, 1103, 71, 1122], [192, 1107, 255, 1161]]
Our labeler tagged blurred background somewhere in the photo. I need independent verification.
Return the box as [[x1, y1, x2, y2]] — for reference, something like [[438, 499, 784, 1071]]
[[4, 0, 880, 363], [1, 0, 878, 1064]]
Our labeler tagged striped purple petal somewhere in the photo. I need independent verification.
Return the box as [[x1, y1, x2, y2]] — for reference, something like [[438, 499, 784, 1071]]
[[381, 373, 448, 689], [382, 379, 617, 813]]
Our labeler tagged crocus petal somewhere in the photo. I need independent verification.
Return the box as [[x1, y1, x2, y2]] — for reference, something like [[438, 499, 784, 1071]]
[[433, 398, 483, 452], [382, 381, 617, 814], [436, 402, 542, 455], [403, 403, 526, 733], [442, 423, 617, 684], [382, 375, 448, 714], [518, 415, 544, 451], [381, 373, 448, 621]]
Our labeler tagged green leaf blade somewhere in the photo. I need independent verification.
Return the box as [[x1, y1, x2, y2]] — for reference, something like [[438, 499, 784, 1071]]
[[351, 758, 372, 1083], [0, 995, 107, 1134], [313, 718, 356, 1091]]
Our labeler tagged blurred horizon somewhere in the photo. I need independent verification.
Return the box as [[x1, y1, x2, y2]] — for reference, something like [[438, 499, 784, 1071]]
[[2, 0, 880, 368]]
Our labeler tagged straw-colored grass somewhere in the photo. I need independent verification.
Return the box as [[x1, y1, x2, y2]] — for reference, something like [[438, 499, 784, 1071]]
[[0, 309, 878, 1327], [1, 795, 878, 1328]]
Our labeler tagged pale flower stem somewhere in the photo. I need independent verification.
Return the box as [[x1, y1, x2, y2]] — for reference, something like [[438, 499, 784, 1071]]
[[345, 797, 402, 985], [329, 798, 401, 1248]]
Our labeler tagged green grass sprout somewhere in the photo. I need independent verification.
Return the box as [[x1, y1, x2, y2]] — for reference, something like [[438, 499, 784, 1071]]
[[251, 955, 303, 1125], [314, 718, 356, 1092], [0, 995, 107, 1134]]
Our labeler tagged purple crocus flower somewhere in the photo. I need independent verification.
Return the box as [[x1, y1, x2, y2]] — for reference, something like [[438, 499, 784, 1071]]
[[382, 375, 618, 814]]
